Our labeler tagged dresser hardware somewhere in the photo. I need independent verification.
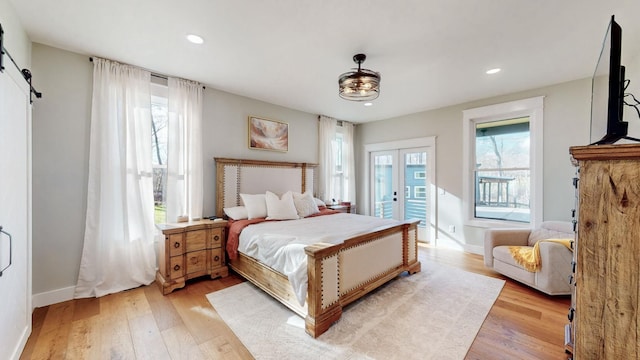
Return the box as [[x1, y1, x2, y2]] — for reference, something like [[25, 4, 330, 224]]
[[214, 235, 219, 241], [214, 255, 220, 261], [174, 242, 180, 248], [173, 264, 180, 271]]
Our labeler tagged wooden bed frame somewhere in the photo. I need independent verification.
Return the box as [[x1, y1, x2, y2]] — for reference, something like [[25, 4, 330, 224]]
[[214, 158, 421, 337]]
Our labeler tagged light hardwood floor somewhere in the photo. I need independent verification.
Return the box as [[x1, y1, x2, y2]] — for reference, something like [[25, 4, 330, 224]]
[[21, 245, 571, 360]]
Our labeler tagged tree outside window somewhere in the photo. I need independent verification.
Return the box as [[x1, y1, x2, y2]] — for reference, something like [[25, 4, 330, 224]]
[[151, 91, 168, 223]]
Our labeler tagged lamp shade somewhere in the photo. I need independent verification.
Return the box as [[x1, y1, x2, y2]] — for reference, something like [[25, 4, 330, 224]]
[[338, 54, 381, 101]]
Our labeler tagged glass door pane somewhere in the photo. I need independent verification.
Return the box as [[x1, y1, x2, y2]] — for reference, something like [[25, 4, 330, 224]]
[[401, 149, 429, 242], [371, 151, 397, 219]]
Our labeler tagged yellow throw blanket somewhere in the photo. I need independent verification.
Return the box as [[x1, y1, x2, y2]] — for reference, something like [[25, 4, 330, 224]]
[[508, 239, 573, 272]]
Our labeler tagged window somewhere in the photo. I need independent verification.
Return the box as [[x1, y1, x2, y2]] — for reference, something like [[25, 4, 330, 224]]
[[475, 118, 530, 222], [405, 186, 410, 198], [329, 131, 345, 202], [151, 83, 168, 223], [335, 132, 343, 173], [414, 171, 426, 179], [414, 186, 427, 199], [462, 97, 543, 227]]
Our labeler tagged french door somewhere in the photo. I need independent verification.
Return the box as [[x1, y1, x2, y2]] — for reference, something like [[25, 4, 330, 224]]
[[369, 144, 433, 243]]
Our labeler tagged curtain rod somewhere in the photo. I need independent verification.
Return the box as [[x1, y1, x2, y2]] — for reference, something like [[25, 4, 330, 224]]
[[89, 57, 205, 89], [0, 23, 43, 104]]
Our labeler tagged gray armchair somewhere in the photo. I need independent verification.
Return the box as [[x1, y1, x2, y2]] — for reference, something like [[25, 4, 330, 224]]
[[483, 221, 573, 295]]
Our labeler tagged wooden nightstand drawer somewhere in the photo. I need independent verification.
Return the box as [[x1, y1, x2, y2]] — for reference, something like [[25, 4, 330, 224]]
[[168, 234, 183, 257], [210, 228, 223, 248], [210, 247, 223, 268], [186, 250, 207, 275], [169, 256, 184, 279], [185, 230, 207, 252]]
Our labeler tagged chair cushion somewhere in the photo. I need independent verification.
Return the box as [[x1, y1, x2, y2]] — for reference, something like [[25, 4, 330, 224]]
[[492, 246, 536, 285]]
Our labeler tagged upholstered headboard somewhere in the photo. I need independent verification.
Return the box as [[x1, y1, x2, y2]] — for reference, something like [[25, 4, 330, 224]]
[[214, 158, 318, 217]]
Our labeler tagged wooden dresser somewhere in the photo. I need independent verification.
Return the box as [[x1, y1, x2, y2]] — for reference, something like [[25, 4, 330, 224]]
[[156, 219, 229, 294], [569, 144, 640, 359]]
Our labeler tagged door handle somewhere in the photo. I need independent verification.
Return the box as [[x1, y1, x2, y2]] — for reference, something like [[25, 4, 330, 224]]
[[0, 226, 12, 277]]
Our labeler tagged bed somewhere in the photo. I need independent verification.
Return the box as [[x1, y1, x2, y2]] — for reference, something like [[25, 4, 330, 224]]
[[215, 158, 421, 338]]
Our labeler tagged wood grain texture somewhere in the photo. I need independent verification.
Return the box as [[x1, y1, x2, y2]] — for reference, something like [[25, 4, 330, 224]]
[[21, 246, 570, 360], [570, 144, 640, 359]]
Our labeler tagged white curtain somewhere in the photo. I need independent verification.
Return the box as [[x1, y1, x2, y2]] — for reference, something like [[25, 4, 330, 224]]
[[342, 121, 356, 202], [318, 115, 337, 202], [166, 77, 204, 222], [75, 58, 156, 298]]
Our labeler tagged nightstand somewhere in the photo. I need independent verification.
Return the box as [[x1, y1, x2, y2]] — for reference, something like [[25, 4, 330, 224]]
[[156, 219, 228, 295], [326, 203, 353, 213]]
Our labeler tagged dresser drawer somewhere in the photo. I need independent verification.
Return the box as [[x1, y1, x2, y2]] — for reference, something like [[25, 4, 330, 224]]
[[210, 247, 223, 268], [169, 256, 184, 279], [210, 228, 223, 248], [168, 234, 184, 257], [186, 250, 207, 275], [185, 230, 206, 252]]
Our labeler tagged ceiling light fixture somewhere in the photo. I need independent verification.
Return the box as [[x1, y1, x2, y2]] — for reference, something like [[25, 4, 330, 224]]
[[186, 34, 204, 44], [486, 68, 501, 74], [339, 54, 381, 101]]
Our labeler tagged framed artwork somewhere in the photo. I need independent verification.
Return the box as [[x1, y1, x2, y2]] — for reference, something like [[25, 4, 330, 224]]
[[248, 116, 289, 152]]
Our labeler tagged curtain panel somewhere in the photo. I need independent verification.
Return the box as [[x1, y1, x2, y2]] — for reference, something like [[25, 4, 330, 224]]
[[318, 115, 337, 202], [75, 58, 156, 298], [166, 77, 204, 222], [342, 121, 356, 202]]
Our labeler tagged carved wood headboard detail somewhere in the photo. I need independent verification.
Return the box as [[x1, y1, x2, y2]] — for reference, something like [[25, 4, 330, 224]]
[[214, 158, 318, 217]]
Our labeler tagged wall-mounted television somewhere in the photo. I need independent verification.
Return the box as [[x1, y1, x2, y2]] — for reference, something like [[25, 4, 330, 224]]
[[590, 15, 638, 145]]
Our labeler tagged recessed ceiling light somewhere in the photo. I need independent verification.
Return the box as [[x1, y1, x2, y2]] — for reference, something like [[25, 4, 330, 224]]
[[486, 68, 501, 75], [186, 34, 204, 44], [364, 102, 373, 107]]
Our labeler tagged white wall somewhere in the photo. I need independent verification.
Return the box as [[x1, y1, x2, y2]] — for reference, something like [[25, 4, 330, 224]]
[[31, 44, 92, 302], [356, 78, 592, 252], [0, 0, 30, 67], [30, 44, 318, 305]]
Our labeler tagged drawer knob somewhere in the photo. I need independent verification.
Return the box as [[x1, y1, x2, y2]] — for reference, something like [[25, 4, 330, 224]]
[[174, 242, 180, 248], [214, 235, 219, 241], [214, 255, 220, 261], [173, 264, 180, 271], [190, 257, 198, 264]]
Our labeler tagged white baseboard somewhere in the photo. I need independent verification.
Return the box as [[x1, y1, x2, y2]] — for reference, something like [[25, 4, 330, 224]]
[[8, 324, 31, 360], [464, 244, 484, 255], [32, 286, 76, 308]]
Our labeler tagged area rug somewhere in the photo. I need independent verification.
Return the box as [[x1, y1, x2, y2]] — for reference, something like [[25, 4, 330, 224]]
[[206, 261, 505, 360]]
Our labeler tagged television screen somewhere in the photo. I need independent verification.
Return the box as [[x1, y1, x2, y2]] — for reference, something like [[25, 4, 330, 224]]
[[590, 15, 627, 144], [590, 21, 611, 144]]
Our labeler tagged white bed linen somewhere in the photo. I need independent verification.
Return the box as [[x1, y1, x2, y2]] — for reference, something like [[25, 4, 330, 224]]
[[237, 213, 399, 305]]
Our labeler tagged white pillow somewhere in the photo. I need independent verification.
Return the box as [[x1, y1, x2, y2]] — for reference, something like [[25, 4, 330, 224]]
[[265, 191, 299, 220], [223, 206, 248, 220], [240, 193, 267, 219], [293, 191, 320, 218], [314, 198, 326, 207]]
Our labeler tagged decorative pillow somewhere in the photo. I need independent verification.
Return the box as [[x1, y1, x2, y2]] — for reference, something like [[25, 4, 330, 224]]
[[265, 191, 299, 220], [240, 193, 268, 219], [293, 191, 320, 218], [314, 198, 326, 207], [223, 206, 248, 220]]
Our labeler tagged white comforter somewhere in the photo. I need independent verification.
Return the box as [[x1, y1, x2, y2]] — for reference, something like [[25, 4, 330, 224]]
[[238, 213, 399, 305]]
